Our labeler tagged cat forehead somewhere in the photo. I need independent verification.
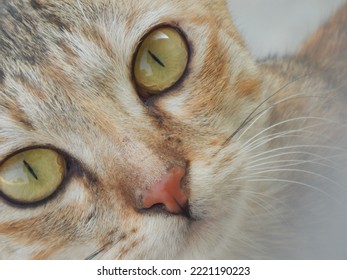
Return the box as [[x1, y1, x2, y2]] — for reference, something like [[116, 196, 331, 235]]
[[79, 0, 231, 44], [0, 0, 247, 159], [96, 0, 226, 19], [66, 0, 226, 24], [0, 0, 236, 68], [0, 0, 233, 68]]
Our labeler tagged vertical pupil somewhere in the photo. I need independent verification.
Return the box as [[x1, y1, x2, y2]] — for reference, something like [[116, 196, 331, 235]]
[[148, 50, 165, 67], [23, 160, 38, 180]]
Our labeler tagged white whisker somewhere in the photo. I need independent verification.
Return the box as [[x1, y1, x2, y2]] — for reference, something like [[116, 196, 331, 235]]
[[247, 151, 344, 168], [244, 168, 344, 189], [236, 106, 271, 141], [241, 128, 329, 155], [228, 233, 267, 255], [231, 187, 289, 216], [235, 91, 331, 140], [241, 116, 343, 151], [247, 145, 347, 161], [243, 178, 341, 205], [247, 158, 337, 171]]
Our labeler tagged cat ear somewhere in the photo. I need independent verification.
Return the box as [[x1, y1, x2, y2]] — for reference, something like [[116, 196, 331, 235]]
[[205, 0, 245, 47], [296, 2, 347, 76], [202, 0, 230, 16]]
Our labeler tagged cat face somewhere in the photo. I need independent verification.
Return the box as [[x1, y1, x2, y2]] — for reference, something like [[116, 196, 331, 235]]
[[0, 0, 268, 259], [1, 0, 346, 259]]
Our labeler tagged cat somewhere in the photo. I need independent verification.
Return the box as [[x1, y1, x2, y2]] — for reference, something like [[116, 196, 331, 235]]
[[0, 0, 347, 259]]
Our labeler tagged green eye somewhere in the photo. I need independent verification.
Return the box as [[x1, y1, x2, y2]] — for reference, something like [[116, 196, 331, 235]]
[[134, 27, 188, 94], [0, 149, 65, 204]]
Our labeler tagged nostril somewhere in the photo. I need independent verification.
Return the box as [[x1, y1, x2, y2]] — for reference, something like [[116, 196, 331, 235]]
[[141, 166, 189, 216], [144, 202, 191, 219]]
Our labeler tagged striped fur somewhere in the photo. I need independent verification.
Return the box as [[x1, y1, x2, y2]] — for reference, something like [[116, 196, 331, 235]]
[[0, 0, 347, 259]]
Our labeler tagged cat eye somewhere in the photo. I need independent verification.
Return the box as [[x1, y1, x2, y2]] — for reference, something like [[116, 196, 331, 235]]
[[133, 27, 188, 94], [0, 148, 65, 204]]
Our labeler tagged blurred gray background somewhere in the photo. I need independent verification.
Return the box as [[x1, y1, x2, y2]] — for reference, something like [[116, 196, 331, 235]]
[[227, 0, 345, 58], [226, 0, 347, 259]]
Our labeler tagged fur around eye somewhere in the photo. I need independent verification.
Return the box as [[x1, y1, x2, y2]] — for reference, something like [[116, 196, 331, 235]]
[[133, 27, 188, 95]]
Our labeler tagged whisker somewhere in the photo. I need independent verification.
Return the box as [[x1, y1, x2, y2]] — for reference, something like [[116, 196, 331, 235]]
[[247, 145, 347, 161], [241, 116, 343, 151], [84, 240, 115, 260], [224, 72, 347, 145], [236, 94, 326, 142], [85, 247, 106, 260], [243, 168, 344, 189], [229, 233, 267, 255], [222, 74, 315, 144], [247, 151, 345, 168], [241, 129, 326, 155], [236, 177, 341, 205], [236, 105, 270, 141], [231, 187, 289, 213], [247, 158, 339, 171]]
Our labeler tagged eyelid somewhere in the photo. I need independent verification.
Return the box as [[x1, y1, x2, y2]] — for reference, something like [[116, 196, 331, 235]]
[[0, 145, 60, 164]]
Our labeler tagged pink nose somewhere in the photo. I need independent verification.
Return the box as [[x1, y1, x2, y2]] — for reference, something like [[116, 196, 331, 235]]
[[142, 166, 188, 215]]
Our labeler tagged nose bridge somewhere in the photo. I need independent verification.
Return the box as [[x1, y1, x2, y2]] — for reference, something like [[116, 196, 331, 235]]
[[78, 107, 189, 213], [96, 131, 167, 187], [94, 131, 190, 215]]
